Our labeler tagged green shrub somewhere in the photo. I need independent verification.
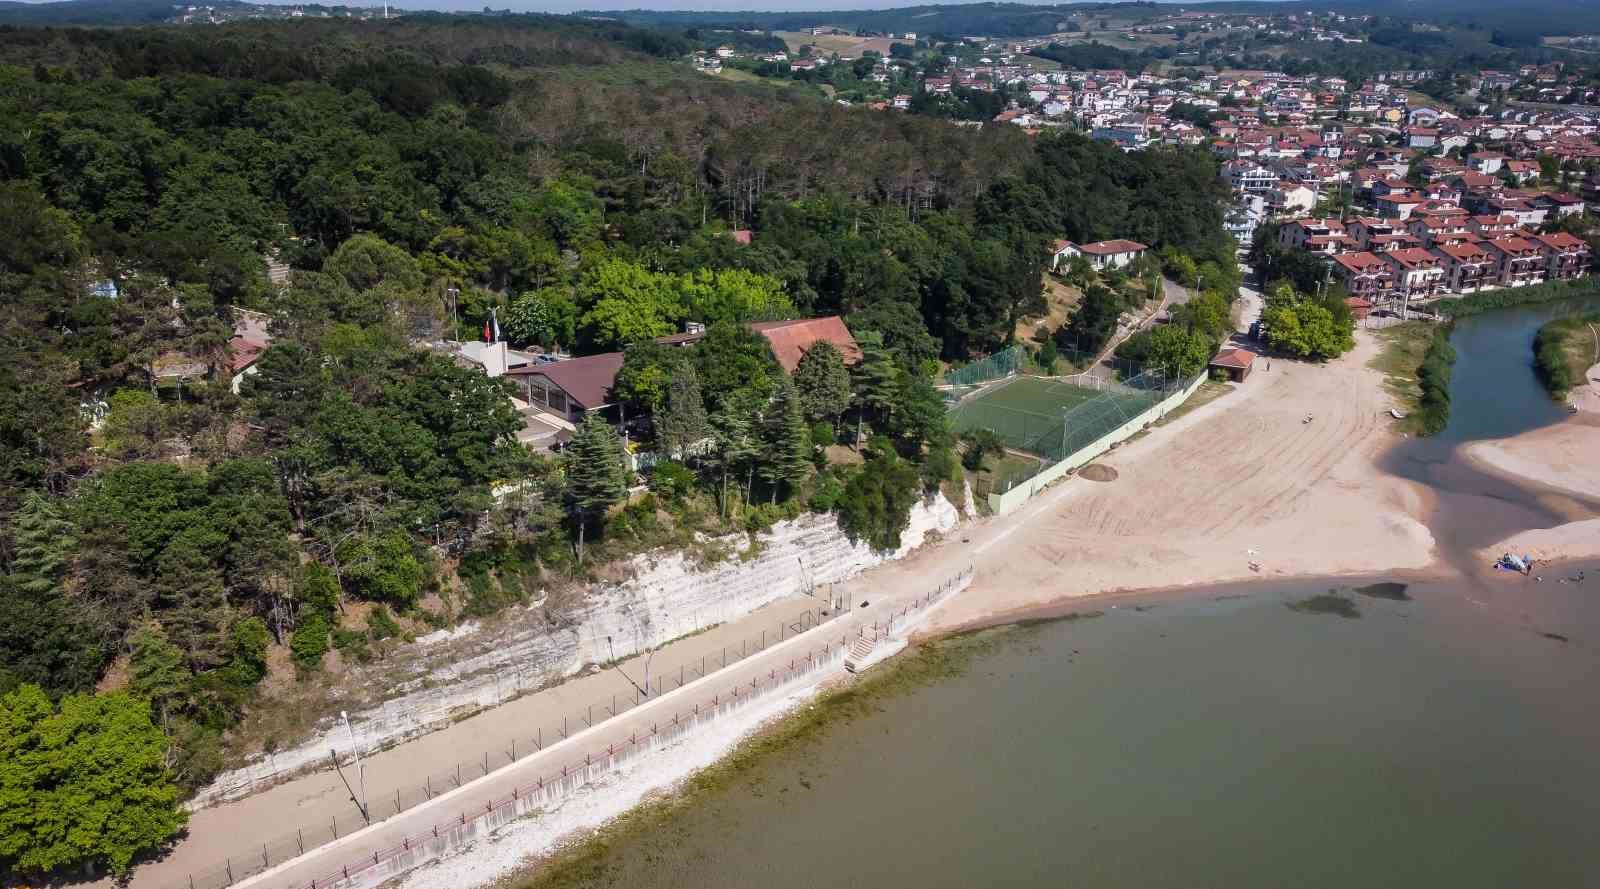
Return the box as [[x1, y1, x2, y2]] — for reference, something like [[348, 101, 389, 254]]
[[1415, 326, 1457, 436], [367, 605, 402, 641], [648, 460, 695, 500], [291, 611, 331, 672], [332, 628, 372, 663]]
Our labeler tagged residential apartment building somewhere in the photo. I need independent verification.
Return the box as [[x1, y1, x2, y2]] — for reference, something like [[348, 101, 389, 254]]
[[1330, 251, 1394, 297], [1382, 247, 1446, 298], [1483, 236, 1547, 287], [1530, 232, 1592, 280], [1431, 241, 1497, 293]]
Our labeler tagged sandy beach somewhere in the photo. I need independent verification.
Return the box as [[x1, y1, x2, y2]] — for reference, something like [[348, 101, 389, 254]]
[[885, 331, 1439, 633], [1464, 415, 1600, 566]]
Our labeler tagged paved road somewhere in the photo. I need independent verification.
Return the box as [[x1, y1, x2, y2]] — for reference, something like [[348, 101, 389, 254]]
[[1088, 277, 1190, 380]]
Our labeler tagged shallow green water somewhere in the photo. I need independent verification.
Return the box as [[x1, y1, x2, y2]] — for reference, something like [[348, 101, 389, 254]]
[[1443, 296, 1600, 442], [534, 583, 1600, 889]]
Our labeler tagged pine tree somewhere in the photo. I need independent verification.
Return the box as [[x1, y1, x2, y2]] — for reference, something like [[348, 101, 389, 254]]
[[10, 492, 76, 595], [658, 362, 709, 460], [792, 341, 853, 425], [153, 541, 228, 670], [852, 331, 901, 432], [128, 622, 191, 725], [709, 388, 762, 518], [564, 413, 627, 563], [759, 377, 812, 503]]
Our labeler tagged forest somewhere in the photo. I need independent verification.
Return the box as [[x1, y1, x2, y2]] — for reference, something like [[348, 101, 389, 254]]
[[0, 15, 1233, 878]]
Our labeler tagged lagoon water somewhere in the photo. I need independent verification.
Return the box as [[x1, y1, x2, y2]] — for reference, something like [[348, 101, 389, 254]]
[[526, 302, 1600, 889]]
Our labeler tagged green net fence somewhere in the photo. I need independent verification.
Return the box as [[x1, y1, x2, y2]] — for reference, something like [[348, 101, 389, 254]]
[[951, 369, 1198, 492], [943, 346, 1024, 399]]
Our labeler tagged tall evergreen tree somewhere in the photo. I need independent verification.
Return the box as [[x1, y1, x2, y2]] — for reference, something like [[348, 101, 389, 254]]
[[658, 362, 709, 459], [564, 413, 627, 563], [792, 341, 853, 426], [709, 388, 762, 516], [758, 377, 812, 502], [852, 331, 901, 430], [9, 492, 76, 595], [128, 622, 191, 726]]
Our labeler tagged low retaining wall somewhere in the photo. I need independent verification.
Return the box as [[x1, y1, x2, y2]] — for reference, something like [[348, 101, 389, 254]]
[[987, 373, 1206, 517]]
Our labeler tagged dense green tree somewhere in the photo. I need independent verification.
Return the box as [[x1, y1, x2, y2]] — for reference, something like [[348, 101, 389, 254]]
[[681, 268, 793, 325], [128, 622, 192, 724], [0, 685, 186, 877], [578, 259, 684, 351], [758, 377, 811, 501], [659, 362, 710, 459], [9, 491, 76, 594], [0, 577, 106, 697], [792, 340, 853, 425], [1143, 323, 1215, 379], [1057, 283, 1122, 355], [613, 341, 683, 415], [835, 442, 921, 553], [693, 322, 779, 413], [852, 330, 901, 426], [503, 287, 578, 350], [290, 611, 330, 672], [564, 413, 628, 562], [337, 532, 426, 607]]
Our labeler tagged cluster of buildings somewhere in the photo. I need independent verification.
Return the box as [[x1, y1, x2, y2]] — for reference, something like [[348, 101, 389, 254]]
[[1280, 213, 1588, 302], [1190, 68, 1599, 304]]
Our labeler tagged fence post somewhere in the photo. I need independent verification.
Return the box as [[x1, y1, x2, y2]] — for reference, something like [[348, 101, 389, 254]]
[[395, 788, 402, 814], [537, 727, 542, 749], [484, 752, 489, 775], [262, 844, 269, 868], [225, 858, 233, 885], [332, 817, 338, 839]]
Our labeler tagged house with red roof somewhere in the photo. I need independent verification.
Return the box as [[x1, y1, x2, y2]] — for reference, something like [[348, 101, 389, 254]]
[[1329, 251, 1394, 297], [1430, 241, 1497, 293], [1529, 232, 1591, 280], [1483, 236, 1547, 287], [1382, 248, 1446, 298], [1054, 239, 1150, 271]]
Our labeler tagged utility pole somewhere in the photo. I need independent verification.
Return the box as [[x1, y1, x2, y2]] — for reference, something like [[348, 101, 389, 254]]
[[340, 712, 370, 823], [445, 286, 460, 341]]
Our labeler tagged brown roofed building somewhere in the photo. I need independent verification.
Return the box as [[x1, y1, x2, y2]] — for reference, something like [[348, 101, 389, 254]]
[[1382, 247, 1445, 298], [1529, 231, 1591, 280], [749, 317, 863, 374], [1208, 347, 1257, 383], [1070, 239, 1150, 270], [506, 351, 626, 425], [1482, 236, 1546, 287], [1330, 251, 1394, 297]]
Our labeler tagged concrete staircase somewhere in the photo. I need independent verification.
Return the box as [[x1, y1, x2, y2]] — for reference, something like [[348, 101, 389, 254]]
[[843, 633, 880, 673]]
